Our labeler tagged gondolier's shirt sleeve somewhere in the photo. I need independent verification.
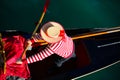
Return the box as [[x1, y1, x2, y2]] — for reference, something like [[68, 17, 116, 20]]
[[27, 41, 62, 64]]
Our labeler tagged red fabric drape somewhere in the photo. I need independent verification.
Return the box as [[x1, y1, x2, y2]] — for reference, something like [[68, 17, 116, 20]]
[[0, 35, 30, 80]]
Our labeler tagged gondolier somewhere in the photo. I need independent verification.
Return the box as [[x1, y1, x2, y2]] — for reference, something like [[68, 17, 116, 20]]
[[26, 21, 76, 67]]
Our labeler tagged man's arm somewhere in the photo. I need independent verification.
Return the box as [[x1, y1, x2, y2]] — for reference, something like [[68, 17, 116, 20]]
[[27, 46, 54, 64]]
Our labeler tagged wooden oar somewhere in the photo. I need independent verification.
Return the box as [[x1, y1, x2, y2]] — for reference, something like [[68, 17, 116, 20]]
[[16, 0, 50, 64], [72, 27, 120, 40]]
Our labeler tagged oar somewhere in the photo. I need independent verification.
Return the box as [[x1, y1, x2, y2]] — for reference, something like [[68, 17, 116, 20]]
[[16, 0, 50, 64], [72, 27, 120, 40]]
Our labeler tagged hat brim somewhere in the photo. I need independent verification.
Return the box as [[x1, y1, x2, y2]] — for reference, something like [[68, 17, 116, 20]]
[[40, 21, 64, 43]]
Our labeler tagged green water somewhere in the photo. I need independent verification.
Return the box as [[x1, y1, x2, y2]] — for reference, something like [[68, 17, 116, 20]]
[[0, 0, 120, 32], [74, 61, 120, 80]]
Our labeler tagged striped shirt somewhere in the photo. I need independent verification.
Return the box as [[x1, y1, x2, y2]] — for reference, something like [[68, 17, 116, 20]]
[[27, 33, 74, 64]]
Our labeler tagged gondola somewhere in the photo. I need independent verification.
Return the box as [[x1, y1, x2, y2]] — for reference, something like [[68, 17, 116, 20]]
[[0, 27, 120, 80]]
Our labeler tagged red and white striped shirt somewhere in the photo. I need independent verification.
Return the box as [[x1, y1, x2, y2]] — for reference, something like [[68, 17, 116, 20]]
[[27, 33, 74, 64]]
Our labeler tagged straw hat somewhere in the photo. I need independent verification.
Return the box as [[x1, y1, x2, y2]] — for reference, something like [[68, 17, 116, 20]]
[[40, 21, 65, 43]]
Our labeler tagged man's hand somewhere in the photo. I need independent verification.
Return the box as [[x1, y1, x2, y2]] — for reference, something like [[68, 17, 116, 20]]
[[27, 40, 32, 46], [16, 60, 23, 64], [27, 40, 32, 50]]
